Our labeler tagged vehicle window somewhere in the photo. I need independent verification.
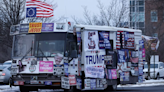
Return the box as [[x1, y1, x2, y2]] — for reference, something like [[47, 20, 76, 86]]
[[3, 62, 12, 65], [8, 67, 11, 71], [0, 66, 6, 70]]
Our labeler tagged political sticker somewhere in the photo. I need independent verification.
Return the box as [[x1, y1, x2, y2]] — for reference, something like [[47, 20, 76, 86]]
[[29, 65, 36, 72], [104, 55, 113, 65], [118, 50, 125, 63], [76, 32, 81, 43], [98, 31, 111, 49], [20, 23, 29, 33], [108, 69, 112, 79], [85, 79, 90, 89]]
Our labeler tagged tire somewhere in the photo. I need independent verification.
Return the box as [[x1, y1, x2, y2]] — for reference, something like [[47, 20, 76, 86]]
[[19, 86, 29, 92], [156, 74, 160, 80], [105, 84, 117, 91], [64, 86, 76, 92]]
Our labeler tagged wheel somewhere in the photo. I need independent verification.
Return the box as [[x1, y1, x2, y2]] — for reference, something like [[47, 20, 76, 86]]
[[64, 86, 76, 92], [105, 84, 117, 91], [156, 74, 160, 80], [19, 86, 29, 92]]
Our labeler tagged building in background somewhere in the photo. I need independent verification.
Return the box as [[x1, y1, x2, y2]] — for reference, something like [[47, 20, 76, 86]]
[[129, 0, 145, 33]]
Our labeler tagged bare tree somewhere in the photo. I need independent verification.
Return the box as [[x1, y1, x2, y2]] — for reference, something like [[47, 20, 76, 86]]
[[0, 0, 59, 62], [72, 0, 129, 27]]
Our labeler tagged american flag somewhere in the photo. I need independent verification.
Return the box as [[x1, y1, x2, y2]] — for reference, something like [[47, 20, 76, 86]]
[[116, 31, 124, 49], [26, 0, 53, 18]]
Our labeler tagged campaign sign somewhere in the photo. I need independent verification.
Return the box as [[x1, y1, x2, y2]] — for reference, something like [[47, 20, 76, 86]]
[[104, 55, 113, 65], [120, 72, 129, 81], [139, 40, 144, 49], [118, 50, 125, 63], [76, 78, 82, 89], [138, 76, 143, 83], [39, 61, 53, 72], [139, 66, 143, 75], [84, 31, 99, 51], [64, 63, 69, 76], [142, 48, 145, 58], [41, 23, 54, 32], [98, 31, 111, 49], [86, 66, 104, 78], [111, 69, 117, 79], [20, 23, 29, 33], [124, 49, 129, 62], [124, 32, 135, 49], [69, 75, 76, 85], [76, 32, 81, 43], [85, 55, 104, 67], [90, 79, 96, 89]]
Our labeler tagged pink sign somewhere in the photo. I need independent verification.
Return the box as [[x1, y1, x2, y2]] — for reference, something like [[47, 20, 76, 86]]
[[39, 61, 53, 72], [69, 75, 76, 85], [142, 48, 145, 58], [111, 69, 117, 79]]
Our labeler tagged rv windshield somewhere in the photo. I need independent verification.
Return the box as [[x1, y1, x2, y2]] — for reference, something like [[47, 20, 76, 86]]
[[35, 33, 66, 57], [13, 35, 34, 57]]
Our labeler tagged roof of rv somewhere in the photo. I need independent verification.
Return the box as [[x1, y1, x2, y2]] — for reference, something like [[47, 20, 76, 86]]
[[75, 25, 142, 33]]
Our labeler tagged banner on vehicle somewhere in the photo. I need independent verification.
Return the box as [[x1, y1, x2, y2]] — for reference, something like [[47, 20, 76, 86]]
[[41, 23, 54, 32], [85, 66, 104, 78], [39, 61, 53, 72], [118, 50, 125, 63], [98, 31, 111, 49], [84, 31, 99, 51], [124, 32, 135, 49], [28, 22, 42, 33]]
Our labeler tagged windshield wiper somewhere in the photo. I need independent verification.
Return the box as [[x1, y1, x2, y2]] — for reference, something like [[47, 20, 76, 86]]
[[38, 48, 49, 61]]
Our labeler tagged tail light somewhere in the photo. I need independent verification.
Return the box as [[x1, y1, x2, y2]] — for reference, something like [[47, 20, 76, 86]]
[[2, 73, 5, 76]]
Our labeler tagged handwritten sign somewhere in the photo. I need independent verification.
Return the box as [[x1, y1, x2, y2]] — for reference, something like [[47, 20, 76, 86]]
[[28, 22, 42, 33], [39, 61, 53, 72]]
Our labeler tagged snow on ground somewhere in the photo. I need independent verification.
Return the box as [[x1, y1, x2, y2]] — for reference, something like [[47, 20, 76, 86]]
[[0, 85, 19, 92], [0, 79, 164, 92]]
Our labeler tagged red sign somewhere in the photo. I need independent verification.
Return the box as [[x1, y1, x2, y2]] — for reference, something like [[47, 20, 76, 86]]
[[69, 75, 76, 85]]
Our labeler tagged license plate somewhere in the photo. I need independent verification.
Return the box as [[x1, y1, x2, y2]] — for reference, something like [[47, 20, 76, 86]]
[[45, 81, 52, 85], [30, 80, 39, 84], [11, 68, 17, 75]]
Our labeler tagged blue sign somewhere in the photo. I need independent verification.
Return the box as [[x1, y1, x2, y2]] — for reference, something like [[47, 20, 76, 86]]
[[41, 23, 54, 32], [98, 31, 111, 49], [26, 7, 36, 17], [45, 81, 52, 85], [90, 79, 96, 89], [118, 50, 125, 63], [139, 40, 144, 48], [77, 78, 82, 89], [77, 32, 81, 43], [64, 63, 69, 76]]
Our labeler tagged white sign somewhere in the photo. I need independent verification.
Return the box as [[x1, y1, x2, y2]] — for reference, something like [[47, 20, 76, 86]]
[[85, 66, 104, 78], [61, 76, 70, 89], [84, 31, 99, 51]]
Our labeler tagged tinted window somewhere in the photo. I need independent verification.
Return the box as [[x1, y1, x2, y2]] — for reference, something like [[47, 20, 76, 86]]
[[8, 67, 11, 71]]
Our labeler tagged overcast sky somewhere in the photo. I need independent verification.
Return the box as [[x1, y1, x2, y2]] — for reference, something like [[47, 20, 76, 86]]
[[54, 0, 111, 21]]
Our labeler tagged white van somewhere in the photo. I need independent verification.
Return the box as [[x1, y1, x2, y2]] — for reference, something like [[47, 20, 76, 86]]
[[143, 62, 164, 79]]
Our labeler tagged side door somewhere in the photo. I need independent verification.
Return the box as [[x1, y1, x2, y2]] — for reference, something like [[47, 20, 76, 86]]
[[159, 63, 164, 77]]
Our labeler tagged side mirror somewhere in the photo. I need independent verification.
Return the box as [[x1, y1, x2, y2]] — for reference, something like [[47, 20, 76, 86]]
[[160, 66, 163, 69]]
